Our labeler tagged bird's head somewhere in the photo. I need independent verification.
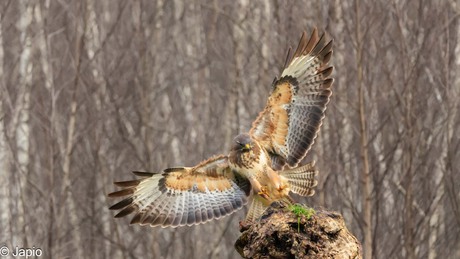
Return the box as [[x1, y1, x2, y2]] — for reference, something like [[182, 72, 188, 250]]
[[231, 133, 253, 153], [229, 133, 258, 169]]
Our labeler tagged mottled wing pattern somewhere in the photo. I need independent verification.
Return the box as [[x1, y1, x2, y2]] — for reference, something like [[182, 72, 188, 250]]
[[109, 155, 251, 228], [250, 28, 333, 169]]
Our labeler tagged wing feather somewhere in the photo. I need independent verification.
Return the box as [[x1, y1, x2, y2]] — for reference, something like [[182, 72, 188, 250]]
[[250, 28, 333, 169], [108, 155, 250, 228]]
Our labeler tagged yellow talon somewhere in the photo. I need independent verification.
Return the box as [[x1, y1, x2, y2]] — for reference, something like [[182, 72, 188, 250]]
[[258, 186, 269, 199], [277, 183, 288, 192]]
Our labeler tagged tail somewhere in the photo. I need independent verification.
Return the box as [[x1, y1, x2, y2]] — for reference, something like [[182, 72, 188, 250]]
[[280, 161, 318, 196], [244, 195, 267, 224]]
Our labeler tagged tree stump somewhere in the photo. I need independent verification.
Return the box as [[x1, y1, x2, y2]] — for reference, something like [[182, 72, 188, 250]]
[[235, 202, 362, 259]]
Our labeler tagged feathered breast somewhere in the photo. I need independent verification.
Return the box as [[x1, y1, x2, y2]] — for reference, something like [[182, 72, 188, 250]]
[[229, 144, 261, 170]]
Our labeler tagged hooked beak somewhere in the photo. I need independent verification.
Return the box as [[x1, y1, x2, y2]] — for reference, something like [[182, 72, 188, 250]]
[[242, 143, 251, 151]]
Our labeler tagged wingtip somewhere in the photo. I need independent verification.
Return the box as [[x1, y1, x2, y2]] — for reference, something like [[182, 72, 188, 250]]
[[132, 171, 156, 177], [114, 205, 137, 218], [311, 27, 318, 35], [129, 213, 143, 225], [311, 27, 319, 40], [108, 188, 135, 198], [109, 197, 134, 210], [292, 31, 308, 58], [113, 179, 141, 187], [163, 167, 186, 173], [283, 47, 292, 69], [282, 27, 328, 72]]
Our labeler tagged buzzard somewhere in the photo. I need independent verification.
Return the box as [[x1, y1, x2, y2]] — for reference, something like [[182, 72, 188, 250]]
[[109, 28, 333, 228]]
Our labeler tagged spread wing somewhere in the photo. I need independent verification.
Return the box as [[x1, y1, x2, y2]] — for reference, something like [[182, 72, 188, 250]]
[[108, 155, 251, 228], [250, 28, 333, 169]]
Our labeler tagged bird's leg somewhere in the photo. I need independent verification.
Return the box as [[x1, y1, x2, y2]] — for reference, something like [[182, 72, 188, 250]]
[[249, 177, 270, 200], [266, 168, 285, 191], [258, 186, 270, 200]]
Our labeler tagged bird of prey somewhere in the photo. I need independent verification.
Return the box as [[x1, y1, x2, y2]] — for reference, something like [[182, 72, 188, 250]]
[[109, 28, 333, 228]]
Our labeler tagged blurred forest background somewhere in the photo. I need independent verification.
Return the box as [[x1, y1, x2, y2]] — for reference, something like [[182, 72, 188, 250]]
[[1, 0, 459, 258]]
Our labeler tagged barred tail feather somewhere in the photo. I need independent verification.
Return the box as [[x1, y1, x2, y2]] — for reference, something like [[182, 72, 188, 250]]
[[245, 196, 268, 224], [280, 161, 318, 196]]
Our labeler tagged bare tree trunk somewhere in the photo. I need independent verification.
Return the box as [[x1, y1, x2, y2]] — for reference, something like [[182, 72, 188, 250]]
[[34, 1, 56, 257], [355, 1, 372, 258], [0, 4, 9, 245], [9, 0, 34, 249], [402, 88, 415, 259], [229, 0, 247, 139], [400, 19, 416, 259], [59, 3, 86, 258]]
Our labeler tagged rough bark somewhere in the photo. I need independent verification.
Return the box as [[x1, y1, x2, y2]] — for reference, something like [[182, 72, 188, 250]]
[[235, 202, 362, 259]]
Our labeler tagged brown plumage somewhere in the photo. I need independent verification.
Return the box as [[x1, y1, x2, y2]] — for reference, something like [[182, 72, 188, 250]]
[[109, 28, 332, 228], [250, 28, 333, 170]]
